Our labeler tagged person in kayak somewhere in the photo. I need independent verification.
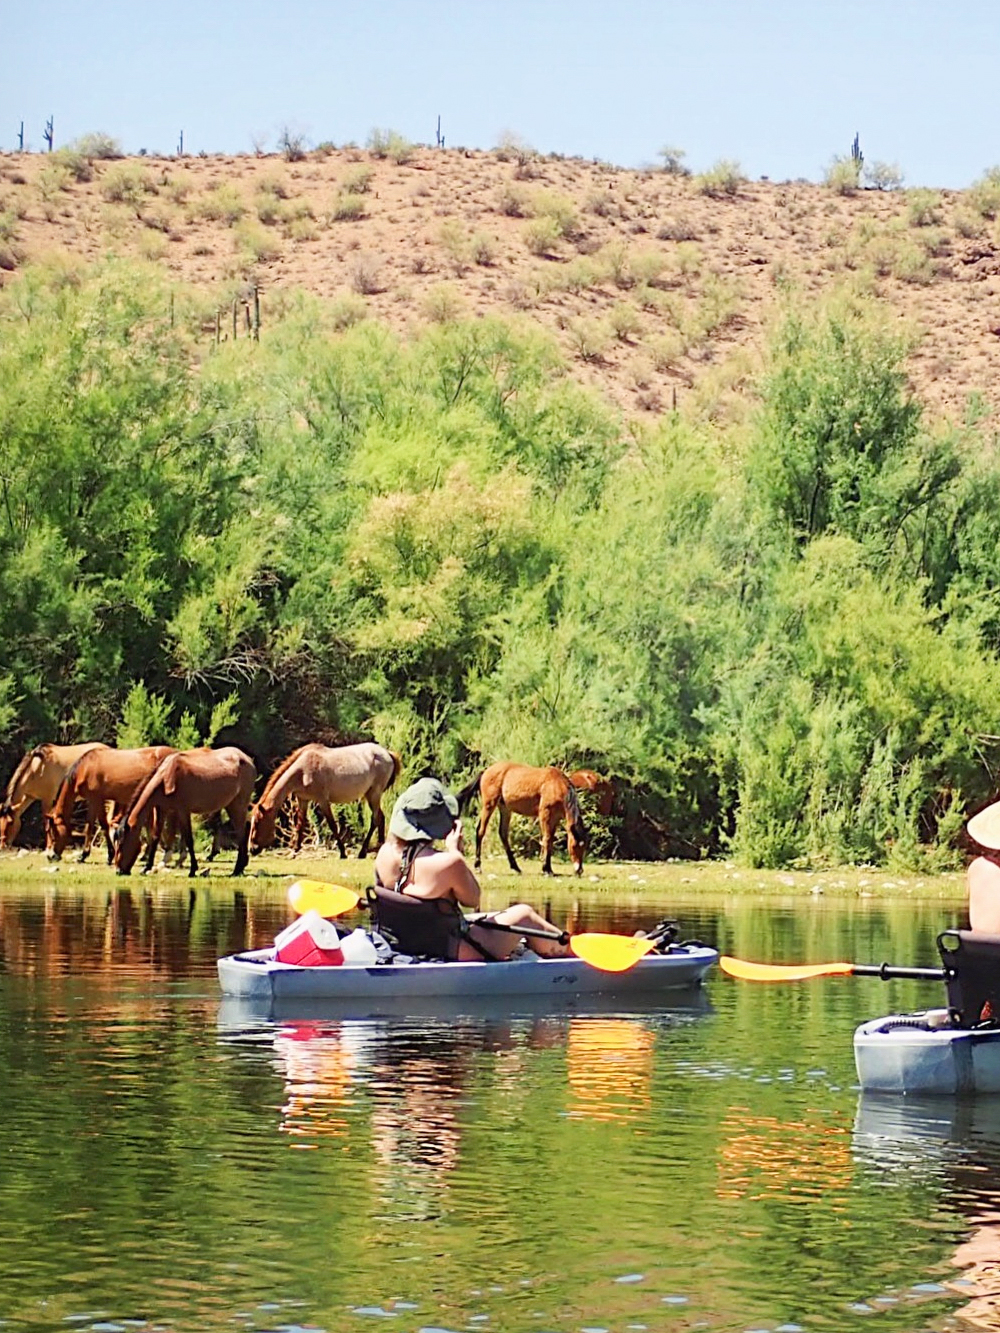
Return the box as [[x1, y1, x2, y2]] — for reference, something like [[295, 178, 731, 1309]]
[[967, 800, 1000, 933], [370, 777, 573, 962]]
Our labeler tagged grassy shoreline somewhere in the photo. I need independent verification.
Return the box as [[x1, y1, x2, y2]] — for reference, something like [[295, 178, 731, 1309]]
[[0, 848, 966, 905]]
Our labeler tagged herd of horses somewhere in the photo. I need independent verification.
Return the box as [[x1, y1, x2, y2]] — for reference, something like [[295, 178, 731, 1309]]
[[0, 740, 614, 878]]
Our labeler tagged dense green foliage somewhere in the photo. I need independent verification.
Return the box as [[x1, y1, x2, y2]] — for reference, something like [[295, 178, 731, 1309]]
[[2, 260, 1000, 865]]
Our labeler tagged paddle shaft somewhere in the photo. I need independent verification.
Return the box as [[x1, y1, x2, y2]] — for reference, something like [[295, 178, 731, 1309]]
[[470, 916, 569, 944], [851, 964, 946, 982]]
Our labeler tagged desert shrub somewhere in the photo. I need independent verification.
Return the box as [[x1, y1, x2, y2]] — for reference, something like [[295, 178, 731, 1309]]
[[648, 330, 686, 370], [421, 283, 465, 323], [101, 163, 154, 209], [609, 301, 642, 341], [470, 232, 498, 266], [969, 167, 1000, 219], [37, 160, 72, 202], [163, 172, 195, 204], [907, 188, 943, 226], [695, 159, 745, 198], [255, 173, 291, 200], [192, 183, 246, 225], [341, 165, 374, 195], [586, 189, 619, 218], [349, 253, 384, 294], [138, 231, 169, 261], [953, 207, 985, 238], [657, 216, 700, 242], [658, 145, 689, 175], [438, 220, 470, 272], [892, 241, 933, 284], [367, 128, 414, 163], [630, 248, 668, 286], [674, 241, 702, 278], [287, 216, 318, 242], [255, 192, 283, 226], [494, 131, 535, 169], [531, 190, 580, 239], [234, 221, 282, 264], [823, 155, 862, 195], [495, 183, 532, 217], [330, 193, 367, 221], [278, 127, 308, 162], [567, 317, 612, 362], [329, 292, 368, 329], [864, 161, 904, 191], [524, 217, 562, 256], [52, 148, 92, 183], [72, 132, 122, 160]]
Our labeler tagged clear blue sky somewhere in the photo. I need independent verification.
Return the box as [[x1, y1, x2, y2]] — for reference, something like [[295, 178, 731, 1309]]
[[5, 0, 998, 188]]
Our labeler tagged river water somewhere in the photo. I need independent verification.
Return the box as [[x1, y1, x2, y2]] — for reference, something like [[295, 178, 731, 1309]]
[[0, 873, 994, 1333]]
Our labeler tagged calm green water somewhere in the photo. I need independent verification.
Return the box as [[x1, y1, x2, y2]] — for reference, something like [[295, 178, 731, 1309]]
[[0, 876, 991, 1333]]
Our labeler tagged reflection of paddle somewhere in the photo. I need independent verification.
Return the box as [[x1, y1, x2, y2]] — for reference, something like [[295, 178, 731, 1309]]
[[287, 880, 659, 972], [720, 956, 945, 983]]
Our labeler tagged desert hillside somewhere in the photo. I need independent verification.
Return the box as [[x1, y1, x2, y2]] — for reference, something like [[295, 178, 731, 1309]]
[[3, 141, 1000, 423]]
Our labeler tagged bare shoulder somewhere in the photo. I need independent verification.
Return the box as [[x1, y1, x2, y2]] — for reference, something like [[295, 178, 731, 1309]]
[[411, 847, 467, 894]]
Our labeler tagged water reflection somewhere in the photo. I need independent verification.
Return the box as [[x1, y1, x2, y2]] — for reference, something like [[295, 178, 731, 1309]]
[[854, 1097, 1000, 1328], [565, 1017, 655, 1122]]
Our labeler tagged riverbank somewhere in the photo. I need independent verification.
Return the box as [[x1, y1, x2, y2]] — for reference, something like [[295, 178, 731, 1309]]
[[0, 847, 966, 904]]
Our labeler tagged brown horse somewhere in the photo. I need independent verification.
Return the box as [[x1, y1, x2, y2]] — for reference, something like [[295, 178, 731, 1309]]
[[249, 742, 400, 857], [569, 769, 615, 817], [114, 747, 256, 877], [48, 746, 176, 862], [456, 762, 587, 876], [0, 742, 110, 848]]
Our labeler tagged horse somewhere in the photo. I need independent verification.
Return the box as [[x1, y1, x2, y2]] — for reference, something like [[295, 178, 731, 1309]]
[[48, 746, 177, 862], [456, 762, 588, 876], [114, 747, 257, 877], [249, 742, 401, 857], [0, 742, 110, 848], [568, 769, 615, 817]]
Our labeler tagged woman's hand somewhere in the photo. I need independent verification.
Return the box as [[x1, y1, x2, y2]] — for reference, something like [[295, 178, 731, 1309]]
[[445, 819, 465, 854]]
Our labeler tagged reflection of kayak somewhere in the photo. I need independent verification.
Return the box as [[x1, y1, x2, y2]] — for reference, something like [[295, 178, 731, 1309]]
[[854, 1010, 1000, 1095], [217, 943, 718, 1006], [218, 984, 715, 1026]]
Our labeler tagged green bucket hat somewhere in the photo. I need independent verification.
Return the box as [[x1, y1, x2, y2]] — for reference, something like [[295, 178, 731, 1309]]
[[389, 777, 460, 842]]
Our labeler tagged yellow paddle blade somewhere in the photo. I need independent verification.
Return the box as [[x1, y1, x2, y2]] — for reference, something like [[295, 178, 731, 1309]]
[[720, 956, 855, 982], [288, 880, 361, 919], [569, 934, 658, 973]]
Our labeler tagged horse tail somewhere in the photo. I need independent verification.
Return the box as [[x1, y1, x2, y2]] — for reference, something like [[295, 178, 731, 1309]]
[[388, 751, 402, 790], [563, 778, 588, 846], [121, 756, 171, 830], [455, 771, 484, 813], [51, 751, 90, 816]]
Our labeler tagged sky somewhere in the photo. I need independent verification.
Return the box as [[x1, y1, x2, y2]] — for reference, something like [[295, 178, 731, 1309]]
[[5, 0, 1000, 189]]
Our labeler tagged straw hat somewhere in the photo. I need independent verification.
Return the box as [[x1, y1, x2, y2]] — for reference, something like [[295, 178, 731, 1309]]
[[968, 800, 1000, 851]]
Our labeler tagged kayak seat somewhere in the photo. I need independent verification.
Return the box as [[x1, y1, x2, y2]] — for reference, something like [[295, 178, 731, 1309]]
[[937, 929, 1000, 1028]]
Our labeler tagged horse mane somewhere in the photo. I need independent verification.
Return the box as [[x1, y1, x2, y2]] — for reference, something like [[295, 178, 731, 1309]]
[[3, 747, 44, 804], [259, 744, 315, 802]]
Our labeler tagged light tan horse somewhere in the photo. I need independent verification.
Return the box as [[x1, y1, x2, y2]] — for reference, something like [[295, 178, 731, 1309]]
[[568, 769, 615, 817], [249, 742, 401, 857], [48, 746, 177, 862], [0, 742, 110, 848], [456, 762, 587, 876], [114, 747, 257, 877]]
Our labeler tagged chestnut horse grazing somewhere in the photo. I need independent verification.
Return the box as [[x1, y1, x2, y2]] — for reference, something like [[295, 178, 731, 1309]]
[[0, 742, 109, 848], [114, 747, 256, 877], [569, 770, 615, 817], [48, 746, 176, 862], [249, 742, 400, 857], [456, 762, 587, 876]]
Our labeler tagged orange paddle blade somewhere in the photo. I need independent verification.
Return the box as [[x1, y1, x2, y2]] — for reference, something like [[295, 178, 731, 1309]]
[[288, 880, 361, 919], [570, 934, 658, 972], [720, 956, 855, 982]]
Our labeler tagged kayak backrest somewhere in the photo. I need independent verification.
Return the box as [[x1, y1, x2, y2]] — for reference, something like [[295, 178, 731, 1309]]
[[937, 929, 1000, 1027]]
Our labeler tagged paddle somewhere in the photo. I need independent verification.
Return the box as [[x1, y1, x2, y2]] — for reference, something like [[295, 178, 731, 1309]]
[[720, 955, 945, 983], [286, 880, 659, 973]]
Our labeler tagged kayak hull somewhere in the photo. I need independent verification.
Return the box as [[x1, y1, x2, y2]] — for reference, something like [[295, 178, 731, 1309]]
[[217, 944, 718, 1005], [854, 1010, 1000, 1095]]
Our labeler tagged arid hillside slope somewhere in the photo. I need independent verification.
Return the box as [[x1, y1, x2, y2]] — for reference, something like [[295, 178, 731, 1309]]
[[3, 143, 1000, 424]]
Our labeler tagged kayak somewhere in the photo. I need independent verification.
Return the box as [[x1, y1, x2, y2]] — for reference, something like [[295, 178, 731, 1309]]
[[217, 942, 718, 1006], [854, 1009, 1000, 1095]]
